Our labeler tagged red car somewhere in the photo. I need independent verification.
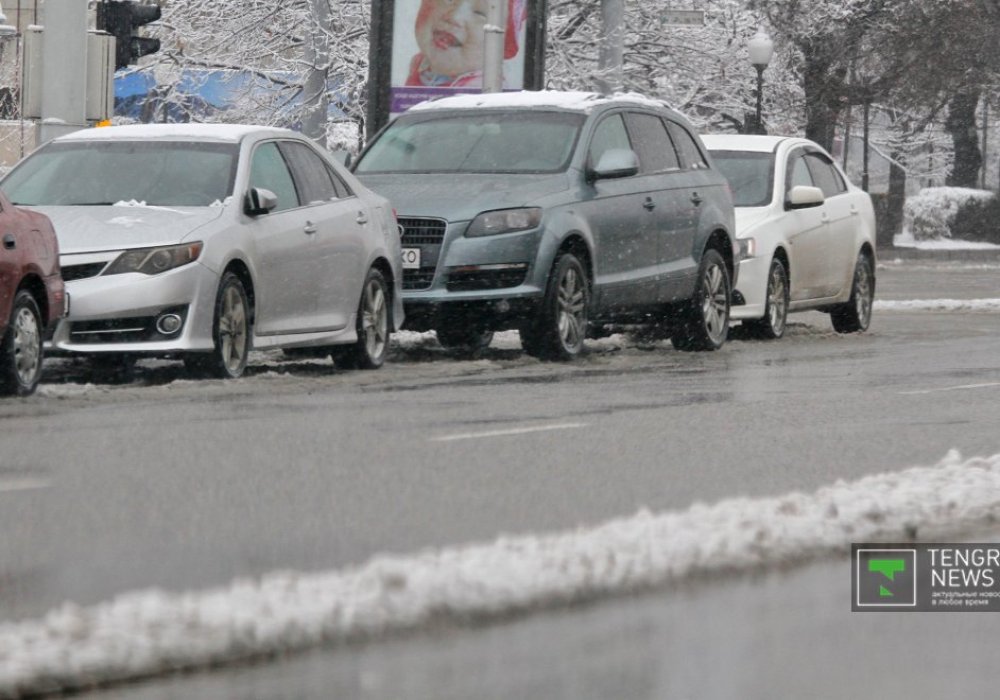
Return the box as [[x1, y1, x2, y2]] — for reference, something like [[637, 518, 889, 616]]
[[0, 189, 65, 396]]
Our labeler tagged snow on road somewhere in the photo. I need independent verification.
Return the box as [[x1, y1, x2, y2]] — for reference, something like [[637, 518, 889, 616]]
[[4, 451, 1000, 696]]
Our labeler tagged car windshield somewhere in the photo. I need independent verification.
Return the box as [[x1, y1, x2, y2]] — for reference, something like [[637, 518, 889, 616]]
[[2, 140, 240, 207], [709, 150, 774, 207], [354, 111, 585, 175]]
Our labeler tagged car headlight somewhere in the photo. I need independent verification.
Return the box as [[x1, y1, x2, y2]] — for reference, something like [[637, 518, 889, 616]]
[[466, 208, 542, 238], [737, 237, 756, 261], [104, 242, 204, 276]]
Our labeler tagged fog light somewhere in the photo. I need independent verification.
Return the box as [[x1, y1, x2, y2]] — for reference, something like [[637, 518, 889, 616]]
[[156, 313, 183, 335], [495, 300, 511, 314]]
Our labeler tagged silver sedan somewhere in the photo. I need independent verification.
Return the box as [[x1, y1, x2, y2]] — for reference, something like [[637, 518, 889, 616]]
[[2, 124, 404, 378]]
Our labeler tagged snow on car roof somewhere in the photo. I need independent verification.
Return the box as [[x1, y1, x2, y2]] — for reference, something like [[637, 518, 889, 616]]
[[54, 124, 293, 143], [700, 134, 798, 152], [408, 90, 672, 114]]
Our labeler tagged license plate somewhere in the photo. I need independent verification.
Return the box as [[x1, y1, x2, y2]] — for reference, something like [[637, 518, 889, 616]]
[[401, 247, 421, 269]]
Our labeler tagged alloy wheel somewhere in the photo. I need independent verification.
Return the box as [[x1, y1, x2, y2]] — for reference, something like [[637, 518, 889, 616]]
[[13, 305, 41, 387], [557, 264, 586, 352], [854, 259, 873, 327], [767, 263, 788, 336], [362, 277, 388, 361], [701, 261, 729, 345], [218, 285, 248, 375]]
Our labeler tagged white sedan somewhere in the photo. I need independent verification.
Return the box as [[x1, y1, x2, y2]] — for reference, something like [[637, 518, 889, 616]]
[[701, 135, 876, 338], [2, 124, 404, 379]]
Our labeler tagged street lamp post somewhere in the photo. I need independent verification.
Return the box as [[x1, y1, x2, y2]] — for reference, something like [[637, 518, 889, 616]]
[[748, 30, 774, 135]]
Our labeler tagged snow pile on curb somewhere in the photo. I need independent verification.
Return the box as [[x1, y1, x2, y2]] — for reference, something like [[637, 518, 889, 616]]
[[897, 186, 995, 244], [875, 298, 1000, 312], [4, 451, 1000, 695]]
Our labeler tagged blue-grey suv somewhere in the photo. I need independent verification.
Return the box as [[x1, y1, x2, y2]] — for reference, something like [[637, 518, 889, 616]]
[[354, 91, 736, 359]]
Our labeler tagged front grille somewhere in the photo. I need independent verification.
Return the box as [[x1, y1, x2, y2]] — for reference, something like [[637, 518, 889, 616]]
[[69, 306, 187, 344], [71, 316, 156, 344], [403, 271, 437, 291], [446, 266, 528, 292], [398, 217, 446, 245], [61, 262, 107, 281], [398, 216, 447, 291]]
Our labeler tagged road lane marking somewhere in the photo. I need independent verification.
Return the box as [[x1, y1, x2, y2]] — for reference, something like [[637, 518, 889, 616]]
[[430, 422, 588, 442], [0, 477, 50, 494], [900, 382, 1000, 396]]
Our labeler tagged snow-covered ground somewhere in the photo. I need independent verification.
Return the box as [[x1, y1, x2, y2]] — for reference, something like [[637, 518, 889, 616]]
[[4, 450, 1000, 696]]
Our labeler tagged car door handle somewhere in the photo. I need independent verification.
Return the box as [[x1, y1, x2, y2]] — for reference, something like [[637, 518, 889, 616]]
[[643, 197, 656, 211], [303, 222, 317, 235], [356, 212, 369, 225], [690, 193, 703, 206], [2, 233, 14, 250]]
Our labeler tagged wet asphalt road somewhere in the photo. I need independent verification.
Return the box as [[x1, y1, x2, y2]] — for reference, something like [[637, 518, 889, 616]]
[[2, 258, 1000, 697]]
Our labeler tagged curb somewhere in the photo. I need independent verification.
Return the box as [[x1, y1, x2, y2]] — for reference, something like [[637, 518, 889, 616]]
[[877, 247, 1000, 262]]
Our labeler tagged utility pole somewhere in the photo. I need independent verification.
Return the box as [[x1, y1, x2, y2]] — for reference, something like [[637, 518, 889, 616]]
[[38, 0, 88, 144], [596, 0, 624, 94], [482, 0, 505, 93], [301, 0, 332, 141], [981, 99, 989, 190]]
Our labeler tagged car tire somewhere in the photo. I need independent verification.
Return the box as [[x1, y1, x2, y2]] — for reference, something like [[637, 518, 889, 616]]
[[436, 326, 494, 357], [0, 290, 44, 397], [672, 249, 730, 352], [745, 257, 789, 340], [521, 252, 589, 361], [185, 272, 251, 379], [333, 267, 391, 370], [831, 251, 874, 333]]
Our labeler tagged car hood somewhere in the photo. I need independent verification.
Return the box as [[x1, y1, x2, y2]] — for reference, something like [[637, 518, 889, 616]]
[[733, 207, 773, 238], [30, 205, 227, 255], [356, 173, 569, 221]]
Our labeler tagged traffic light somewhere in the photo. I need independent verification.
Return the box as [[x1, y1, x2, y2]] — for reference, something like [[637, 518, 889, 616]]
[[96, 0, 161, 70]]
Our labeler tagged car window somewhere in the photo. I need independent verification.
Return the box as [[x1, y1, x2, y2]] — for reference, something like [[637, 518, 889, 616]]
[[624, 113, 680, 173], [1, 141, 239, 207], [804, 152, 847, 198], [588, 113, 632, 169], [787, 154, 814, 191], [278, 141, 338, 205], [664, 121, 709, 170], [710, 150, 774, 207], [249, 142, 299, 212], [328, 169, 354, 199], [354, 111, 584, 174]]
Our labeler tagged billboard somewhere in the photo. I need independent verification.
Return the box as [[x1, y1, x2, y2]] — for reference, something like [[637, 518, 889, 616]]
[[367, 0, 546, 135], [389, 0, 528, 114]]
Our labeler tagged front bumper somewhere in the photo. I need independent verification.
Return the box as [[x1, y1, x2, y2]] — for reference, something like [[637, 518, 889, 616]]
[[730, 251, 769, 321], [399, 217, 547, 330], [49, 260, 219, 355]]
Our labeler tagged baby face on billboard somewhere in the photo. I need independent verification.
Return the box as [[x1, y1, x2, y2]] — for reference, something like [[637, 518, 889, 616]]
[[414, 0, 490, 80]]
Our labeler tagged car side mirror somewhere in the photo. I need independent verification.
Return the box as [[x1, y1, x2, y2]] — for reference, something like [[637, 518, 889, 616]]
[[590, 148, 640, 181], [785, 185, 825, 210], [244, 187, 278, 217]]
